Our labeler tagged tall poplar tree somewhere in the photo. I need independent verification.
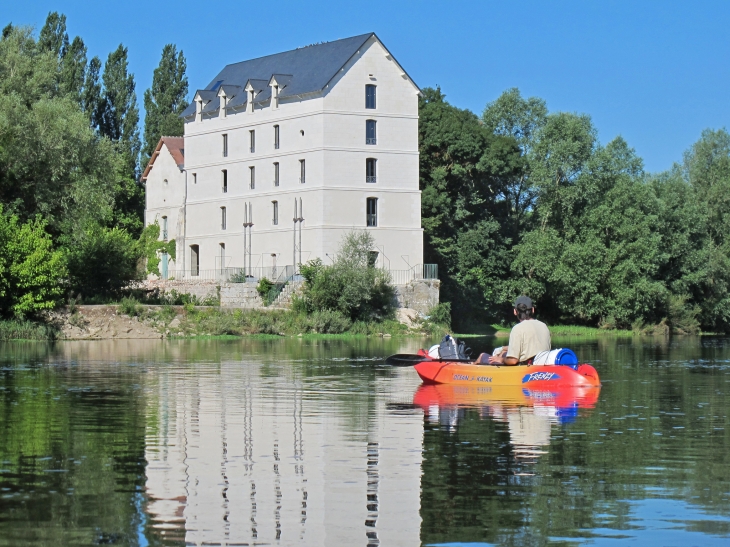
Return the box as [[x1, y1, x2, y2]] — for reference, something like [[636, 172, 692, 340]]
[[142, 44, 189, 165], [98, 45, 144, 235], [38, 12, 68, 60], [84, 56, 103, 127], [60, 36, 87, 105], [99, 44, 141, 179]]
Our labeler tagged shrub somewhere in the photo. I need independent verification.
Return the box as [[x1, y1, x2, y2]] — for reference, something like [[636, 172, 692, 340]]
[[306, 309, 352, 334], [426, 302, 452, 329], [118, 296, 141, 317], [65, 225, 141, 298], [0, 208, 66, 317], [298, 231, 395, 321], [256, 278, 274, 300], [0, 319, 58, 340]]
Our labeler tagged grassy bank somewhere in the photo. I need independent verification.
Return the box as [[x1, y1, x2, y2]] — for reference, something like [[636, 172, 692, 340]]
[[135, 304, 446, 338], [489, 323, 636, 337], [0, 319, 59, 340]]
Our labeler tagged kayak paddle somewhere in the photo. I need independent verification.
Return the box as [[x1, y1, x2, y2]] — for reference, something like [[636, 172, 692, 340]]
[[384, 354, 473, 366]]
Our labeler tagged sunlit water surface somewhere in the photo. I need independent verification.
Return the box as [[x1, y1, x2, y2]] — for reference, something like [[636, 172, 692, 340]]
[[0, 336, 729, 546]]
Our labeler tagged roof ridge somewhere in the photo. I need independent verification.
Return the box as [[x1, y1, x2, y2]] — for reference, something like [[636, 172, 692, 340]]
[[222, 32, 374, 70]]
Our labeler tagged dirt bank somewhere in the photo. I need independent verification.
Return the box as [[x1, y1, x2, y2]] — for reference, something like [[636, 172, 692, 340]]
[[48, 306, 165, 340]]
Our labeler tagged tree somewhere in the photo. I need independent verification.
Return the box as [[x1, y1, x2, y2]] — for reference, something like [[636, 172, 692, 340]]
[[0, 207, 66, 317], [83, 55, 103, 125], [99, 44, 141, 179], [37, 12, 68, 60], [142, 44, 188, 165], [60, 36, 87, 104], [298, 231, 395, 321], [419, 87, 523, 324], [483, 88, 548, 221], [98, 45, 144, 234], [66, 225, 141, 297]]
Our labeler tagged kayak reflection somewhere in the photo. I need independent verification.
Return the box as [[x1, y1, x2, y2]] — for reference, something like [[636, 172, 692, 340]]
[[413, 384, 600, 460]]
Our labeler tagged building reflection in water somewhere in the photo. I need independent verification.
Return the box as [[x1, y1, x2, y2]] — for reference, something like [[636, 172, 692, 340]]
[[143, 360, 423, 546]]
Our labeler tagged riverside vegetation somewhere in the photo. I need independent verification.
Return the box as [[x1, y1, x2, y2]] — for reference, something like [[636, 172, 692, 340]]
[[1, 12, 730, 338]]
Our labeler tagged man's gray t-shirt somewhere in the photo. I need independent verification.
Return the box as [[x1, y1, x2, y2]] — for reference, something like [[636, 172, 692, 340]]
[[506, 319, 551, 363]]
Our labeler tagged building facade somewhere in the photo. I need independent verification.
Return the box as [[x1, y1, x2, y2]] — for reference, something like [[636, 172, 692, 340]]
[[143, 33, 424, 281]]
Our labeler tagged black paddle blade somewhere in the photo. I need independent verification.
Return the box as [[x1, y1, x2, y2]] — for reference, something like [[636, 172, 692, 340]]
[[383, 353, 474, 366], [384, 354, 430, 366]]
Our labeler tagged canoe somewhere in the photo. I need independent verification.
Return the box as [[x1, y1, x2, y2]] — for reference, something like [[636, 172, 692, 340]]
[[412, 353, 600, 388]]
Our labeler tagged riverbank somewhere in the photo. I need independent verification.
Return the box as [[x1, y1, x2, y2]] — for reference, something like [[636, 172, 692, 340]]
[[488, 324, 635, 337], [0, 304, 446, 341]]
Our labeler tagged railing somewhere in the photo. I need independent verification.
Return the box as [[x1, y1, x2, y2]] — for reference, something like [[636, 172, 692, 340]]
[[366, 176, 377, 183], [366, 214, 377, 227], [387, 264, 439, 285], [366, 138, 377, 145]]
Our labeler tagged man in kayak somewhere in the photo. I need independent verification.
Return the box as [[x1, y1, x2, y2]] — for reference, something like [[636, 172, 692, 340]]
[[486, 296, 551, 366]]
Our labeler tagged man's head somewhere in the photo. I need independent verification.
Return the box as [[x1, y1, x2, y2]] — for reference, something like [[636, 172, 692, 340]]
[[513, 295, 534, 321]]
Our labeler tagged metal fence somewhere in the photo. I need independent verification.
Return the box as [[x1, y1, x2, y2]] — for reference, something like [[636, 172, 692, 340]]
[[385, 264, 439, 285]]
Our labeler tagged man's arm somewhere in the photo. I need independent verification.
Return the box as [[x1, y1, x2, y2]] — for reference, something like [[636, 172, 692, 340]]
[[487, 352, 519, 366]]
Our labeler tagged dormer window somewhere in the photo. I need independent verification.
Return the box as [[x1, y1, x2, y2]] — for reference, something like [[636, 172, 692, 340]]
[[366, 85, 376, 109]]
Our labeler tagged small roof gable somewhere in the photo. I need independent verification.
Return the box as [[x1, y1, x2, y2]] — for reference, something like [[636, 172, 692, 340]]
[[141, 137, 184, 181]]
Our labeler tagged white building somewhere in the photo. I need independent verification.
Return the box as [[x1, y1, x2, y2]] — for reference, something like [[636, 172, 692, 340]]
[[143, 33, 424, 281]]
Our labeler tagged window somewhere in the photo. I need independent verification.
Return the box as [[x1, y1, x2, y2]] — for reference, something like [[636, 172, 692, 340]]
[[274, 162, 279, 187], [299, 159, 305, 184], [222, 134, 228, 157], [192, 173, 197, 184], [222, 170, 227, 193], [368, 251, 379, 267], [162, 216, 168, 240], [272, 200, 278, 225], [366, 197, 378, 227], [274, 125, 280, 149], [190, 245, 199, 276], [219, 243, 226, 273], [366, 158, 377, 183], [221, 207, 227, 230], [250, 166, 255, 189], [249, 130, 255, 153], [366, 120, 377, 145], [366, 85, 376, 109]]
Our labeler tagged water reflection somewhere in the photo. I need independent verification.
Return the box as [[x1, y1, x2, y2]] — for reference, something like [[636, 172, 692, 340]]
[[141, 342, 425, 546], [1, 337, 730, 546], [413, 384, 599, 464]]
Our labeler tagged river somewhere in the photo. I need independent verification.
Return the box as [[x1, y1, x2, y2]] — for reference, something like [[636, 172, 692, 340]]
[[0, 335, 729, 546]]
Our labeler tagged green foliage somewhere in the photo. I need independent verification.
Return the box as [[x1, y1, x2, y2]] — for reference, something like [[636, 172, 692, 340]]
[[0, 208, 66, 317], [419, 87, 524, 324], [298, 231, 395, 321], [118, 296, 141, 317], [65, 225, 141, 297], [0, 318, 58, 339], [427, 302, 452, 329], [142, 44, 188, 164], [256, 278, 274, 299], [138, 221, 176, 276]]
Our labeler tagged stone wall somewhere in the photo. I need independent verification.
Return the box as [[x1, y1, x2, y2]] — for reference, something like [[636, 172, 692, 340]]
[[393, 279, 440, 315], [219, 284, 264, 308], [145, 278, 440, 313]]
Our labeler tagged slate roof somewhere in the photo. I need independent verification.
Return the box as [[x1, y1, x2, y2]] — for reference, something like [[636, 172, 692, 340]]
[[181, 33, 392, 119], [141, 137, 184, 181]]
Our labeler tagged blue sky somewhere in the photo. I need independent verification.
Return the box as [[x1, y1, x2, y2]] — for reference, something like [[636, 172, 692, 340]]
[[5, 0, 729, 173]]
